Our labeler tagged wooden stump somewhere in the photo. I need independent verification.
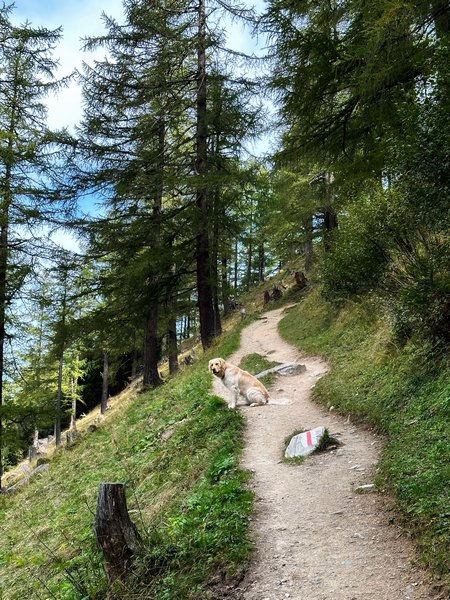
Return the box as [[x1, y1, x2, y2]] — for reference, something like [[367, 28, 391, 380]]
[[295, 271, 308, 288], [94, 483, 142, 585], [271, 285, 283, 300]]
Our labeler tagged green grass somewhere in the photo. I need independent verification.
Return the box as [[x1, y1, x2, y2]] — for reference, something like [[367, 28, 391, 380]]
[[238, 353, 281, 388], [0, 323, 252, 600], [279, 286, 450, 587]]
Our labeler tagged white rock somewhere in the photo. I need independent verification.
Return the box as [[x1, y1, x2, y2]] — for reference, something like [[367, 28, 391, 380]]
[[354, 483, 376, 493], [285, 426, 327, 458]]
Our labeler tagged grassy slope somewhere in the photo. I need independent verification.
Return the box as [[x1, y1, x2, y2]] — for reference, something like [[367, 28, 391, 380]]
[[278, 287, 450, 587], [0, 323, 252, 600], [1, 271, 448, 598]]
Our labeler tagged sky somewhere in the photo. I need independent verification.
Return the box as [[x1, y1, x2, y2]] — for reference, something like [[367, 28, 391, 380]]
[[12, 0, 125, 132]]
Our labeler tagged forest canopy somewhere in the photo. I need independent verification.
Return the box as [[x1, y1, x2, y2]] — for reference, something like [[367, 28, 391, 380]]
[[0, 0, 448, 484]]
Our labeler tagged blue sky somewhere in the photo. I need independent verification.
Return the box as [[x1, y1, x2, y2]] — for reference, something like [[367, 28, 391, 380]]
[[12, 0, 125, 132]]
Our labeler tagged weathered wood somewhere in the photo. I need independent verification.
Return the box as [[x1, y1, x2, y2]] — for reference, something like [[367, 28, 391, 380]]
[[271, 285, 283, 300], [5, 463, 50, 493], [94, 483, 142, 585], [295, 271, 308, 288]]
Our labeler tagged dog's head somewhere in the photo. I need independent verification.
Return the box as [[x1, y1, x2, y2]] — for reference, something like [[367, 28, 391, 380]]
[[208, 357, 226, 378]]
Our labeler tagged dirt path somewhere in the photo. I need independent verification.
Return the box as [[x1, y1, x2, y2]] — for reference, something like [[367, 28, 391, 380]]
[[213, 306, 439, 600]]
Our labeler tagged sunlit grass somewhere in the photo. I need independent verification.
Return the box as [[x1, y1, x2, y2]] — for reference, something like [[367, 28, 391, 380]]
[[0, 323, 252, 600]]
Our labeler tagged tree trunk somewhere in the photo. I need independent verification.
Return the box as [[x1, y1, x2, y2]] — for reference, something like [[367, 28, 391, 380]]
[[0, 180, 12, 487], [101, 352, 109, 414], [143, 112, 165, 388], [54, 265, 68, 448], [258, 242, 265, 282], [94, 483, 142, 586], [211, 198, 222, 336], [304, 215, 313, 272], [234, 238, 239, 289], [67, 375, 80, 445], [131, 347, 138, 380], [0, 221, 7, 487], [323, 207, 338, 251], [246, 203, 254, 290], [54, 350, 64, 447], [0, 71, 16, 488], [143, 304, 162, 389], [29, 428, 40, 462], [70, 374, 78, 432], [195, 0, 219, 349], [167, 317, 179, 375], [246, 238, 253, 291], [221, 255, 232, 316], [323, 172, 337, 252]]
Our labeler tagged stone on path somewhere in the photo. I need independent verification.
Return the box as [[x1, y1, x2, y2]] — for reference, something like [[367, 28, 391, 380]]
[[285, 426, 327, 458], [354, 483, 376, 493], [255, 362, 306, 380]]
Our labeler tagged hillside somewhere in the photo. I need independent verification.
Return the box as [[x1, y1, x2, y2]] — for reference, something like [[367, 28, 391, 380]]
[[1, 278, 448, 599], [278, 287, 450, 592], [0, 321, 252, 600]]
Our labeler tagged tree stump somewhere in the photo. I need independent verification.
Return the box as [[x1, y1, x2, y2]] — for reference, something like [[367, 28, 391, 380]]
[[271, 285, 283, 300], [94, 483, 142, 585], [295, 271, 308, 288]]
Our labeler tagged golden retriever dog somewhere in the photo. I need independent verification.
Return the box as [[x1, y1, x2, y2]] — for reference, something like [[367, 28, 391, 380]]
[[208, 357, 270, 409]]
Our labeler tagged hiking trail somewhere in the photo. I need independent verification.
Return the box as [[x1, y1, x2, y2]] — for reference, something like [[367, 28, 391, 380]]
[[213, 305, 440, 600]]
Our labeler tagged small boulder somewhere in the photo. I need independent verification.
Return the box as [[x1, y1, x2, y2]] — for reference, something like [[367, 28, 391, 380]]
[[354, 483, 376, 493], [255, 362, 306, 380], [285, 426, 327, 459]]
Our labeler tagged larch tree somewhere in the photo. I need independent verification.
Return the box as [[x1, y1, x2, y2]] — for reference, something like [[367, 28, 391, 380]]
[[0, 7, 74, 485], [261, 0, 450, 342], [76, 0, 262, 364], [77, 0, 196, 387]]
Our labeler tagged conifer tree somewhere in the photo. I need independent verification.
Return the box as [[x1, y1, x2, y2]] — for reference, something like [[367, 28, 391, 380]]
[[0, 6, 73, 485], [77, 0, 261, 359]]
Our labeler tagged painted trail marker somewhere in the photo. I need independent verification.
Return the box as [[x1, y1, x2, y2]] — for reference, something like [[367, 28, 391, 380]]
[[285, 426, 327, 458]]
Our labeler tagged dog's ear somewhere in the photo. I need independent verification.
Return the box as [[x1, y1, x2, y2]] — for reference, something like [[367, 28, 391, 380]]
[[208, 359, 214, 372], [217, 358, 226, 375]]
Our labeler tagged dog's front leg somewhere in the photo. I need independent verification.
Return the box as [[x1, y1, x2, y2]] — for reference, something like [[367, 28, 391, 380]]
[[229, 386, 239, 409]]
